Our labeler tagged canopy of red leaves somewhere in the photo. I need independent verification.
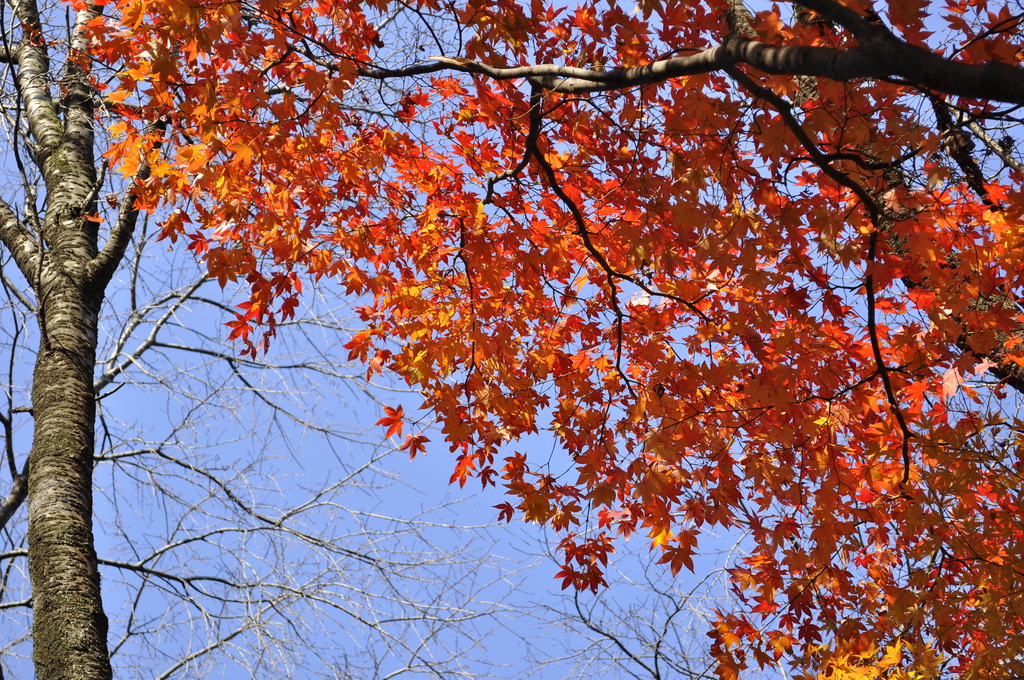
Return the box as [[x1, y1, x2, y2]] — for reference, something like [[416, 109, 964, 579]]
[[89, 0, 1024, 677]]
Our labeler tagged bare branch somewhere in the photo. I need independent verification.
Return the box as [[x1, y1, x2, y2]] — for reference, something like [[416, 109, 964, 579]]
[[1, 261, 36, 312], [0, 598, 30, 611], [93, 276, 205, 392]]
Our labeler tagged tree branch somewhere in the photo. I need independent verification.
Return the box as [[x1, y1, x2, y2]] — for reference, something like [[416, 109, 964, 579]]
[[361, 29, 1024, 104], [12, 0, 62, 161], [93, 276, 205, 392], [726, 66, 915, 481], [61, 6, 100, 141], [0, 456, 28, 533], [88, 117, 169, 288], [961, 115, 1024, 175], [0, 196, 37, 280]]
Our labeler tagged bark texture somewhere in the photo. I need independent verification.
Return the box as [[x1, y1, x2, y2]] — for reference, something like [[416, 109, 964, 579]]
[[0, 2, 135, 678], [26, 131, 111, 680], [28, 275, 110, 680]]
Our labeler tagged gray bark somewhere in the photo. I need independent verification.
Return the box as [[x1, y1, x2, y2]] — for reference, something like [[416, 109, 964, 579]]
[[0, 2, 148, 678], [28, 264, 111, 680], [18, 2, 115, 674]]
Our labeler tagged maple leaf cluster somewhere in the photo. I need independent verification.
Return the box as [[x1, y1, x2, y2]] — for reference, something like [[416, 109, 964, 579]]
[[90, 0, 1024, 678]]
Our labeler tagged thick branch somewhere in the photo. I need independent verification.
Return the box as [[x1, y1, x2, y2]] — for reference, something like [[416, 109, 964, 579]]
[[0, 196, 37, 279], [12, 0, 62, 160], [963, 117, 1024, 175], [956, 294, 1024, 394], [361, 32, 1024, 104], [60, 7, 100, 148], [0, 457, 27, 533]]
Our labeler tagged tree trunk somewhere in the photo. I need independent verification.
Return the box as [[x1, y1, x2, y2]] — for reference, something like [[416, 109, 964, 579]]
[[23, 72, 114, 680], [0, 1, 119, 675], [28, 280, 111, 680]]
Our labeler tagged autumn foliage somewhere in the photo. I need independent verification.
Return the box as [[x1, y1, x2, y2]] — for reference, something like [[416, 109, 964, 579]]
[[89, 0, 1024, 677]]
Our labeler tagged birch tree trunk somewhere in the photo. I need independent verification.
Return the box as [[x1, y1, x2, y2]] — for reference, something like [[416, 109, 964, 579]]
[[28, 254, 110, 680], [0, 2, 145, 677]]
